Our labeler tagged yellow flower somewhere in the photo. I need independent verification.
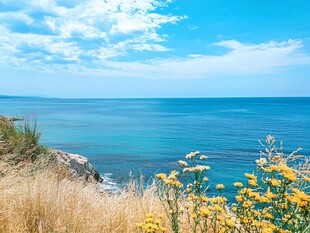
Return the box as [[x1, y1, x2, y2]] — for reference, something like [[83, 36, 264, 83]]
[[282, 170, 297, 182], [253, 210, 261, 217], [278, 164, 291, 172], [216, 184, 225, 190], [235, 195, 243, 202], [245, 173, 257, 180], [260, 196, 270, 203], [146, 213, 154, 218], [240, 188, 252, 195], [292, 188, 310, 201], [163, 179, 173, 186], [242, 200, 253, 208], [303, 176, 310, 182], [270, 165, 280, 172], [253, 192, 261, 201], [248, 179, 258, 186], [214, 204, 224, 212], [241, 217, 249, 224], [168, 170, 179, 180], [217, 196, 227, 203], [145, 217, 154, 223], [174, 181, 183, 188], [280, 204, 288, 210], [156, 173, 167, 180], [263, 168, 272, 173], [270, 179, 281, 186], [266, 188, 276, 199], [253, 220, 261, 227], [136, 223, 143, 228], [225, 219, 235, 228], [199, 206, 211, 217], [263, 212, 274, 220], [144, 223, 159, 231], [187, 193, 198, 201], [233, 182, 243, 188], [154, 220, 161, 225], [262, 227, 273, 233]]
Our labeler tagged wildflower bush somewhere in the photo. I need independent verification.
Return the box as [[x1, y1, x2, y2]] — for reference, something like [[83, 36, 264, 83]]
[[140, 136, 310, 233]]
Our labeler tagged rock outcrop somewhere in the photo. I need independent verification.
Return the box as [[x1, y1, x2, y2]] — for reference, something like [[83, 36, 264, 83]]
[[49, 149, 103, 182], [0, 116, 24, 122]]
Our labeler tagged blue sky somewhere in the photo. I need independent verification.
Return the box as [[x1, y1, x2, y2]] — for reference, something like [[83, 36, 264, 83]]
[[0, 0, 310, 98]]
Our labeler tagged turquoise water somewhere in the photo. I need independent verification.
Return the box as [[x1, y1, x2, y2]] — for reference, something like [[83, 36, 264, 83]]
[[1, 97, 309, 198]]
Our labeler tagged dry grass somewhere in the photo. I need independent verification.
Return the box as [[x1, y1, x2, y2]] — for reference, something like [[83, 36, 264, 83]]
[[0, 163, 168, 233], [0, 116, 171, 233]]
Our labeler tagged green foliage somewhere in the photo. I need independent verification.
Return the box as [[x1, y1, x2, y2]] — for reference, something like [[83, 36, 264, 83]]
[[0, 115, 48, 162]]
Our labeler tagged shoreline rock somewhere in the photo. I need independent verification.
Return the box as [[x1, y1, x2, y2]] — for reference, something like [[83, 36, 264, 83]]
[[49, 149, 103, 183], [0, 116, 24, 122]]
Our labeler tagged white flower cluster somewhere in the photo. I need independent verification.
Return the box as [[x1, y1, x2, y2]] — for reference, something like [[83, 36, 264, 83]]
[[178, 160, 188, 167], [185, 151, 200, 159], [183, 165, 210, 173], [255, 158, 267, 167], [200, 155, 208, 160]]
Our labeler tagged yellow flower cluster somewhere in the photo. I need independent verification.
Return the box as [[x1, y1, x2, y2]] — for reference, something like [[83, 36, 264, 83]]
[[136, 213, 166, 233], [149, 136, 310, 233], [285, 188, 310, 208], [156, 171, 183, 188], [232, 138, 310, 232]]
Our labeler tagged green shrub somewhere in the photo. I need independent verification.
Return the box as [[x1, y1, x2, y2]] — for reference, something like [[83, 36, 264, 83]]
[[0, 115, 48, 162]]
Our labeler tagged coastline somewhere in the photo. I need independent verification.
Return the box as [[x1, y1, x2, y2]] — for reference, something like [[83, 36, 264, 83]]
[[0, 115, 103, 183]]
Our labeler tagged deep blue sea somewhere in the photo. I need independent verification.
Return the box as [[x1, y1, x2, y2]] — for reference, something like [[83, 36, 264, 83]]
[[1, 97, 309, 199]]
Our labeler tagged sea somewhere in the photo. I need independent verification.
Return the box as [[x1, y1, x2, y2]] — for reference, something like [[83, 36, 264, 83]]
[[0, 96, 309, 200]]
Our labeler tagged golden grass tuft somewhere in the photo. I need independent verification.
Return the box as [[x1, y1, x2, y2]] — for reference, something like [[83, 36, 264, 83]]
[[0, 165, 170, 233], [0, 164, 167, 233]]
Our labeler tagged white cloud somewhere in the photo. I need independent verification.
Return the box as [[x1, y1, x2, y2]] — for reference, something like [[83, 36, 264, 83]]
[[0, 0, 183, 66], [0, 12, 34, 24], [0, 1, 310, 79], [80, 39, 310, 79]]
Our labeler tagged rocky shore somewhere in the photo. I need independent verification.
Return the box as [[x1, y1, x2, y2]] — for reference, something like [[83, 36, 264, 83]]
[[0, 115, 102, 183], [50, 149, 103, 182]]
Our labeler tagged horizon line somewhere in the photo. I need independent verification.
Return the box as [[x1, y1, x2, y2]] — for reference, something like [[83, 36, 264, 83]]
[[1, 95, 310, 100]]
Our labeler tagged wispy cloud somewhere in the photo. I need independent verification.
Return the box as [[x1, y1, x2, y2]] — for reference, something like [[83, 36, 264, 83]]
[[72, 39, 310, 79], [188, 25, 199, 31]]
